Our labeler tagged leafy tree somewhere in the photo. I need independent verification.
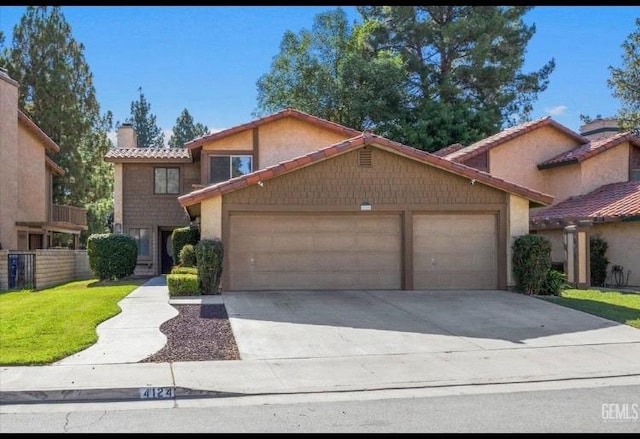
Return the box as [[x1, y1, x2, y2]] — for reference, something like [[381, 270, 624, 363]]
[[358, 6, 556, 151], [1, 6, 113, 241], [608, 18, 640, 134], [168, 108, 209, 148], [125, 87, 165, 147], [255, 8, 408, 130]]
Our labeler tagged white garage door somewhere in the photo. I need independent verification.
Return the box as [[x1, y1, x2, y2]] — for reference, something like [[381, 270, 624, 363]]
[[413, 214, 497, 289], [228, 213, 402, 290]]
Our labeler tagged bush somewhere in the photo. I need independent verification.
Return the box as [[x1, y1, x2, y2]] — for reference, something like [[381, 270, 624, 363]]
[[171, 226, 200, 266], [179, 244, 197, 267], [196, 238, 224, 295], [590, 235, 609, 287], [170, 266, 198, 275], [540, 269, 567, 296], [167, 274, 199, 296], [512, 234, 552, 295], [87, 233, 137, 280]]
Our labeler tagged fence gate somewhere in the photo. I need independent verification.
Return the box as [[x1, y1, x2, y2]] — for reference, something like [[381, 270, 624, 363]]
[[8, 253, 35, 289]]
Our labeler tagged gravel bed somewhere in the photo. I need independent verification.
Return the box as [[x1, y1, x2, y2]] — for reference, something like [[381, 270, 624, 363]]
[[140, 304, 240, 363]]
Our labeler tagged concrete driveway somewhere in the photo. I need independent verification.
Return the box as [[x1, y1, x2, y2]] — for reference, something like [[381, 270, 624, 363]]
[[223, 290, 640, 360]]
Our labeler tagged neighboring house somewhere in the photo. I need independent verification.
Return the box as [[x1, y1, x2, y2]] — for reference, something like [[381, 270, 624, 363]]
[[178, 129, 552, 291], [439, 117, 640, 287], [0, 68, 88, 251], [0, 68, 90, 291]]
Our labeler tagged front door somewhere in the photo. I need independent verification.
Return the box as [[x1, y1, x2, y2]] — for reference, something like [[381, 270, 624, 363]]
[[160, 229, 174, 274]]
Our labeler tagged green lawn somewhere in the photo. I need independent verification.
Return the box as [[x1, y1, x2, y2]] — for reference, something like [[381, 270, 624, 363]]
[[542, 289, 640, 329], [0, 278, 145, 366]]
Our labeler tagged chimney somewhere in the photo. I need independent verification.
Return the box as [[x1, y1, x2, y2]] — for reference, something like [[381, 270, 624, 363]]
[[117, 123, 137, 148], [579, 118, 620, 141]]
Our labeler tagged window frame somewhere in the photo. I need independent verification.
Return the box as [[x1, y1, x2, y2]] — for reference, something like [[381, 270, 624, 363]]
[[208, 154, 253, 184], [154, 167, 181, 195], [129, 227, 151, 259]]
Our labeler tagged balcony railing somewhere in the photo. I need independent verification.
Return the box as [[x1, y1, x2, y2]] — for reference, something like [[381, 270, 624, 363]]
[[51, 204, 88, 228]]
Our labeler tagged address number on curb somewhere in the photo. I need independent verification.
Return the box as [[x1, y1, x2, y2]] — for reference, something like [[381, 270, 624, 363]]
[[139, 387, 175, 399]]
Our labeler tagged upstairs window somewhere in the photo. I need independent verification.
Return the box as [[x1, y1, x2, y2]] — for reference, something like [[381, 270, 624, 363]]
[[155, 167, 180, 194], [209, 155, 252, 184], [631, 146, 640, 181]]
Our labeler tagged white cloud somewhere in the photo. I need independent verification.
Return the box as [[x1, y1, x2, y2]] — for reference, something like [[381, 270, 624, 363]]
[[107, 130, 117, 147], [544, 105, 568, 117]]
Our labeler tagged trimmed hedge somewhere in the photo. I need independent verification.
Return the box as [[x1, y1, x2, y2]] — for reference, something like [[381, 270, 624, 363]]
[[87, 233, 137, 280], [196, 238, 224, 295], [167, 273, 199, 296], [171, 266, 198, 275], [171, 226, 200, 265], [179, 244, 197, 267], [512, 234, 552, 295]]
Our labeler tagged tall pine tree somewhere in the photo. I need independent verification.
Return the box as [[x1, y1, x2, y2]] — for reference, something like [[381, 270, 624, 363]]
[[126, 87, 165, 148], [168, 108, 209, 148], [608, 18, 640, 134], [1, 6, 114, 238]]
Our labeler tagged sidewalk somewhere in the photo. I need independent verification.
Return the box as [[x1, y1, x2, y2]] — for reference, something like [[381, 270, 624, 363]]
[[2, 277, 640, 404]]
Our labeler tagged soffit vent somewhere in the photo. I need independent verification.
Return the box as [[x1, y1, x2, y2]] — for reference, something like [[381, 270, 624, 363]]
[[359, 148, 372, 167]]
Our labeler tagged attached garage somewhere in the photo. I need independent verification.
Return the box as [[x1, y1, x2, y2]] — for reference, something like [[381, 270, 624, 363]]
[[179, 132, 552, 291], [228, 213, 402, 290], [413, 213, 498, 289]]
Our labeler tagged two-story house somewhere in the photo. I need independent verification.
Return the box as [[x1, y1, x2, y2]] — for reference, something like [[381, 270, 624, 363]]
[[0, 68, 90, 291], [438, 117, 640, 287], [0, 68, 88, 251], [108, 108, 552, 291]]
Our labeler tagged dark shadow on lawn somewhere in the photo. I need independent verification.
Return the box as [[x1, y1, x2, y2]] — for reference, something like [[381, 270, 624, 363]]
[[87, 276, 154, 288], [541, 296, 640, 327]]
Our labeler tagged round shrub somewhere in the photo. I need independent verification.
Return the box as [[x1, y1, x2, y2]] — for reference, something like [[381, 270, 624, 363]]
[[171, 226, 200, 265], [196, 238, 224, 295], [87, 233, 137, 280], [179, 244, 197, 267], [512, 234, 552, 295]]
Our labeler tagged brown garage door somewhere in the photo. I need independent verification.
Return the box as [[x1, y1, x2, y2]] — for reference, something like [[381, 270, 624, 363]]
[[228, 213, 402, 290], [413, 213, 497, 289]]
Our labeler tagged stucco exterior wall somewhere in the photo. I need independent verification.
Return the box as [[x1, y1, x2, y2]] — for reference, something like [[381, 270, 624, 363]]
[[257, 118, 352, 169], [114, 163, 123, 226], [541, 163, 582, 205], [593, 222, 640, 288], [580, 143, 629, 195], [536, 229, 565, 263], [489, 126, 582, 195], [200, 197, 222, 239], [0, 74, 19, 250], [507, 194, 531, 288], [17, 124, 47, 223], [201, 129, 253, 152]]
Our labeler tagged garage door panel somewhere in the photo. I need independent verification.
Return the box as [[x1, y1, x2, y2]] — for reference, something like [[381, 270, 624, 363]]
[[414, 214, 497, 289], [229, 214, 401, 290]]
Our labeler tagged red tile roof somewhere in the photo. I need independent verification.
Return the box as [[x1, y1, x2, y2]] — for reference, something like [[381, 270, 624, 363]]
[[530, 180, 640, 225], [443, 117, 588, 162], [18, 110, 60, 154], [432, 143, 465, 157], [179, 132, 553, 208], [184, 108, 362, 151], [104, 148, 192, 162], [537, 131, 640, 169]]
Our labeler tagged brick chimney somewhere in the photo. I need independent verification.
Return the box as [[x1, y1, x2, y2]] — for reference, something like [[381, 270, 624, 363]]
[[117, 123, 137, 148], [579, 118, 620, 141]]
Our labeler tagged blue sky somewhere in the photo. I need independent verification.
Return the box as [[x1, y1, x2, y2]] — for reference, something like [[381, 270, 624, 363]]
[[1, 5, 638, 144]]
